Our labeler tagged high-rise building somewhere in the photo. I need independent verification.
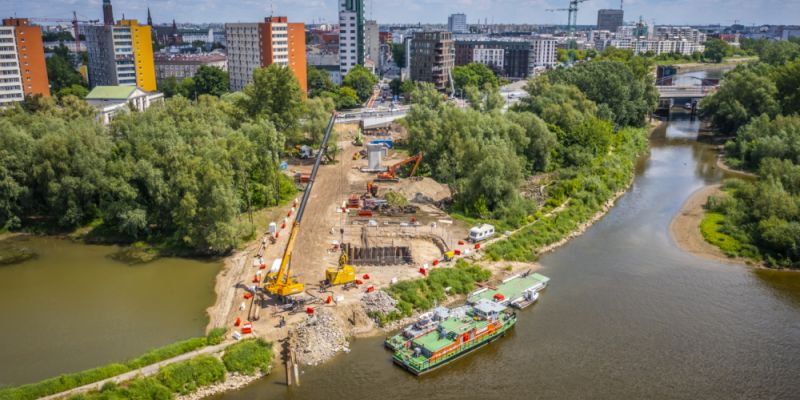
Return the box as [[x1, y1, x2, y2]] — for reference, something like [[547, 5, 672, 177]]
[[225, 16, 307, 93], [0, 18, 50, 103], [448, 13, 468, 34], [364, 20, 380, 68], [103, 0, 115, 26], [339, 0, 365, 75], [86, 19, 156, 91], [410, 31, 454, 91], [597, 9, 624, 32]]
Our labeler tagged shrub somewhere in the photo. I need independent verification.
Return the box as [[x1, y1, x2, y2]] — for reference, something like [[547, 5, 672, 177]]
[[126, 337, 208, 370], [222, 339, 273, 375], [0, 364, 130, 400], [156, 355, 226, 395], [206, 328, 227, 346]]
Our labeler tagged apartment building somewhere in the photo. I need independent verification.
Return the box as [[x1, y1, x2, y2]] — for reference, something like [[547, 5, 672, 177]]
[[339, 0, 365, 75], [454, 36, 556, 79], [86, 19, 156, 91], [0, 18, 49, 104], [410, 31, 454, 91], [154, 53, 227, 85], [364, 20, 380, 69], [224, 16, 307, 93], [597, 9, 624, 33]]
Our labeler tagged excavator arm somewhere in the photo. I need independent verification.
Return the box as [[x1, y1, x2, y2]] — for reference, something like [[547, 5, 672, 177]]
[[377, 152, 423, 181], [267, 112, 338, 298]]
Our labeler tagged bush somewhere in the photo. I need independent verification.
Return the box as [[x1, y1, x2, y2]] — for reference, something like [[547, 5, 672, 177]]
[[206, 328, 227, 346], [700, 212, 744, 258], [126, 337, 208, 370], [222, 339, 273, 375], [156, 355, 226, 395], [68, 378, 172, 400], [378, 260, 491, 324]]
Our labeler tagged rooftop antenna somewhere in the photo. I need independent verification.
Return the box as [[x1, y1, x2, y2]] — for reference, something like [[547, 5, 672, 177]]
[[270, 1, 274, 17], [620, 0, 623, 10]]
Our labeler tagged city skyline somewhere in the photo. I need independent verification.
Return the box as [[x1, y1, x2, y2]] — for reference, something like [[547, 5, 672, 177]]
[[2, 0, 798, 26]]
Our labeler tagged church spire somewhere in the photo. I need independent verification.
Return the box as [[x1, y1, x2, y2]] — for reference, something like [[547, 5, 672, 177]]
[[147, 7, 152, 26]]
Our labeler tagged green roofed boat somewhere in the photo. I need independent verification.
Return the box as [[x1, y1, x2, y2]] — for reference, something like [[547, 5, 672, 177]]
[[467, 270, 549, 309], [392, 300, 517, 375]]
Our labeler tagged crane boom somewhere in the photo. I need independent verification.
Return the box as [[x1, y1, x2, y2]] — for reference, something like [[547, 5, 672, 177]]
[[266, 112, 337, 297]]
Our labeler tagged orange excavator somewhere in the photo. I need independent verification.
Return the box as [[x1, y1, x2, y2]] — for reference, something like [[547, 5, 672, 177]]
[[376, 152, 423, 182]]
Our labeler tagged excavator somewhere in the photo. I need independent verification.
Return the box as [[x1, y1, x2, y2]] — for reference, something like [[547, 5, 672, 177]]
[[265, 112, 338, 299], [376, 152, 423, 182], [322, 251, 357, 290]]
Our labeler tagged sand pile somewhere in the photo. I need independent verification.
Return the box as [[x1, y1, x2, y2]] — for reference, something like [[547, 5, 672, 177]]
[[396, 178, 451, 203]]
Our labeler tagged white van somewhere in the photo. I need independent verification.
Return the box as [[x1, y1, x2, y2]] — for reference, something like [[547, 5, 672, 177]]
[[468, 224, 495, 243]]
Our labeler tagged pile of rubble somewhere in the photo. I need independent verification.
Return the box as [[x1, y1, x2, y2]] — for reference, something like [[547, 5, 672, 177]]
[[290, 308, 349, 366], [361, 290, 399, 316], [176, 372, 266, 400]]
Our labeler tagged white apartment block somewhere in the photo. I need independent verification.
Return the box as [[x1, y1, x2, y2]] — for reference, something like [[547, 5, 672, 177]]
[[473, 48, 504, 69], [530, 38, 557, 68], [111, 25, 137, 86], [339, 0, 364, 75], [225, 23, 261, 92], [0, 26, 23, 104], [448, 13, 468, 34]]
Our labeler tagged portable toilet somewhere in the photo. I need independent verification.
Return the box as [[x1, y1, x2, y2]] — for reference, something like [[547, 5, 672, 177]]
[[268, 222, 277, 235]]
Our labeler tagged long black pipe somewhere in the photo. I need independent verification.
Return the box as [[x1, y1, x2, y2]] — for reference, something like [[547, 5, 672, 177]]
[[295, 112, 337, 224]]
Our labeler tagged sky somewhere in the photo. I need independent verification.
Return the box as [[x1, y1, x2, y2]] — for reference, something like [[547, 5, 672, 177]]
[[2, 0, 799, 26]]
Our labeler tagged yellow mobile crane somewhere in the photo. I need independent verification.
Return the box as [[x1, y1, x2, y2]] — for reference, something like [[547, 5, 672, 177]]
[[265, 112, 338, 298]]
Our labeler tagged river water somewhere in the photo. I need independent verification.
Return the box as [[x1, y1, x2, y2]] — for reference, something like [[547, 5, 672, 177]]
[[0, 237, 220, 386], [215, 87, 800, 398]]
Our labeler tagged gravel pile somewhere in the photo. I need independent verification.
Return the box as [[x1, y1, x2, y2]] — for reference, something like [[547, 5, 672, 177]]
[[291, 308, 349, 366], [361, 290, 399, 315], [176, 372, 265, 400]]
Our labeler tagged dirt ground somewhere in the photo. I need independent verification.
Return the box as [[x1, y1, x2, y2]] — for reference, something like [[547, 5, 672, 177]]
[[205, 121, 473, 353], [669, 184, 749, 265]]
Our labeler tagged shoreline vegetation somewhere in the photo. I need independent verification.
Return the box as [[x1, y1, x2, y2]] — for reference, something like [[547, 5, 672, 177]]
[[696, 38, 800, 269]]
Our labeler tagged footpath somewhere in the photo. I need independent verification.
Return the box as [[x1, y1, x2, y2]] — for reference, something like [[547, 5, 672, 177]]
[[40, 341, 234, 400]]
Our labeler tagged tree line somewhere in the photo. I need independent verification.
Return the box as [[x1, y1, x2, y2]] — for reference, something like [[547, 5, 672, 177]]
[[701, 40, 800, 267], [0, 64, 330, 255], [401, 60, 656, 227]]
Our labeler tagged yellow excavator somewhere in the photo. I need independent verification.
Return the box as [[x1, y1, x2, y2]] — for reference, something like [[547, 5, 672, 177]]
[[265, 112, 338, 299], [322, 251, 356, 289]]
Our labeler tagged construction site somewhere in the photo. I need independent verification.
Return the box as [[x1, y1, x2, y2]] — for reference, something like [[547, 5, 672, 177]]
[[205, 113, 479, 380]]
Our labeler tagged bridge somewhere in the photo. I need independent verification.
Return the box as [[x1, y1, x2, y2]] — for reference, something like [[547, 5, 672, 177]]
[[656, 85, 716, 99]]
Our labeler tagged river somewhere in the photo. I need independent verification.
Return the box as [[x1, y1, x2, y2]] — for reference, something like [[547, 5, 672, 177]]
[[0, 237, 220, 386], [214, 75, 800, 399]]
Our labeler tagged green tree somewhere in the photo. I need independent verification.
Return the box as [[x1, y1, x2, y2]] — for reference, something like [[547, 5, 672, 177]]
[[759, 40, 800, 66], [333, 87, 360, 109], [391, 43, 406, 68], [342, 65, 378, 101], [703, 39, 731, 63], [193, 65, 229, 97], [56, 84, 88, 99], [46, 45, 85, 94], [700, 63, 780, 134], [307, 65, 336, 98], [546, 60, 657, 128], [240, 64, 304, 135], [773, 60, 800, 115], [452, 63, 498, 91], [303, 96, 336, 144]]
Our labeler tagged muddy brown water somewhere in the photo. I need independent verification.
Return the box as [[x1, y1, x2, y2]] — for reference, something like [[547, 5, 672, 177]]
[[0, 237, 220, 386], [214, 90, 800, 399]]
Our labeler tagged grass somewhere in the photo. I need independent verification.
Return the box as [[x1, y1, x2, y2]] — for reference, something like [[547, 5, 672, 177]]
[[222, 339, 273, 375], [0, 329, 227, 400], [700, 212, 744, 258]]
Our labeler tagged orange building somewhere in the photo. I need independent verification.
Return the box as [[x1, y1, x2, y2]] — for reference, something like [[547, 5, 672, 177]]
[[259, 16, 307, 94], [2, 18, 50, 98]]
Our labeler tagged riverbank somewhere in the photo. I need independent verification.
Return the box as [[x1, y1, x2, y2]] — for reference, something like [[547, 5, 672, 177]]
[[669, 184, 751, 266]]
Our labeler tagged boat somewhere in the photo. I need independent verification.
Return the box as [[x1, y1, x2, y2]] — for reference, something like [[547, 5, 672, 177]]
[[392, 300, 517, 375], [467, 271, 549, 309], [385, 307, 458, 351]]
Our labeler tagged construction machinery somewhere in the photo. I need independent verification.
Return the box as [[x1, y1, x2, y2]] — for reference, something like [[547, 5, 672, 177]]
[[367, 181, 379, 197], [265, 112, 337, 299], [31, 12, 99, 54], [376, 152, 423, 182], [546, 0, 590, 65], [322, 251, 357, 290]]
